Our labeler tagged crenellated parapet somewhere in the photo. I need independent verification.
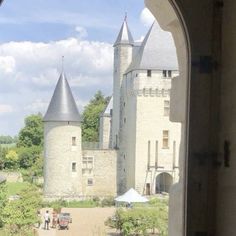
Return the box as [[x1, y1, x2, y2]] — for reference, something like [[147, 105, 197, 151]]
[[126, 88, 171, 97]]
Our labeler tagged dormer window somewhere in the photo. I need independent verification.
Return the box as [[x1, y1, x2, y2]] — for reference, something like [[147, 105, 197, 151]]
[[168, 70, 172, 77], [147, 70, 152, 77]]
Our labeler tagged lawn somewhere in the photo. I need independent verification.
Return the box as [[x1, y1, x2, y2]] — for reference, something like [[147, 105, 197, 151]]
[[6, 182, 29, 196], [0, 143, 16, 148]]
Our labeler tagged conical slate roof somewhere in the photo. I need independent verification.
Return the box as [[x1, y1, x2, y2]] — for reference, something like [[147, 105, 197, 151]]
[[114, 18, 134, 46], [126, 21, 178, 72], [44, 73, 81, 122]]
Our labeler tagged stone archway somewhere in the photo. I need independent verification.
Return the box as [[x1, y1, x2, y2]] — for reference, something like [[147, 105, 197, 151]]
[[156, 172, 173, 193]]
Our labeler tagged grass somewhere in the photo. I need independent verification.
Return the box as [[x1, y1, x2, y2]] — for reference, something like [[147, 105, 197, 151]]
[[6, 182, 29, 196], [43, 199, 98, 210], [0, 143, 16, 148]]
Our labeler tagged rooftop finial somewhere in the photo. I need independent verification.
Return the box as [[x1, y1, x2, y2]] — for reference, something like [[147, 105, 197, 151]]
[[124, 12, 127, 21], [61, 56, 64, 72]]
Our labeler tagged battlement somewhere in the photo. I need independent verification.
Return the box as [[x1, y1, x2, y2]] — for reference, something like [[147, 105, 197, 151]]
[[127, 88, 171, 97]]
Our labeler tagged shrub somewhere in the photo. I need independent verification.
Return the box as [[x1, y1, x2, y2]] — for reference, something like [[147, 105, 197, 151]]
[[106, 203, 168, 236], [100, 196, 115, 207], [2, 184, 42, 235]]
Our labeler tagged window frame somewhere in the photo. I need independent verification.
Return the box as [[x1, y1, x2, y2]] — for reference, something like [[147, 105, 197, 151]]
[[72, 136, 76, 146], [164, 100, 170, 116], [72, 162, 77, 172], [162, 130, 169, 149]]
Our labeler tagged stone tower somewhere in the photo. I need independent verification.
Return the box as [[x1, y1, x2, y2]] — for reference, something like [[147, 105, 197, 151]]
[[43, 72, 82, 199], [111, 17, 134, 148], [119, 21, 181, 194]]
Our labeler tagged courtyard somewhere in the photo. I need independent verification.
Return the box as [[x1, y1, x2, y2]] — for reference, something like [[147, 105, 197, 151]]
[[38, 208, 118, 236]]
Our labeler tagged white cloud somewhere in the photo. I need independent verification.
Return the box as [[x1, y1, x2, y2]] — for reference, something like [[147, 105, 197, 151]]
[[135, 35, 145, 43], [0, 56, 16, 74], [0, 104, 14, 114], [24, 99, 49, 113], [0, 38, 113, 89], [75, 26, 88, 39], [0, 37, 114, 135], [140, 8, 155, 27]]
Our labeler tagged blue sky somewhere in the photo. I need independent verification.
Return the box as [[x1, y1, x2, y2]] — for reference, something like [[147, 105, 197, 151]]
[[0, 0, 155, 135], [0, 0, 148, 43]]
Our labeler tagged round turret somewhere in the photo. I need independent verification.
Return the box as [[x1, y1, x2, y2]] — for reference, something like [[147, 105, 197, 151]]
[[43, 73, 82, 199]]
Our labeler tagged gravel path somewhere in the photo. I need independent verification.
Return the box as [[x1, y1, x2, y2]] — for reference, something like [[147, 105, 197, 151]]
[[37, 208, 119, 236]]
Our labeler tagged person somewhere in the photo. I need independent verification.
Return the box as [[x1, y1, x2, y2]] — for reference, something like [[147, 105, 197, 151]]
[[37, 210, 41, 228], [52, 211, 58, 228], [44, 210, 50, 230]]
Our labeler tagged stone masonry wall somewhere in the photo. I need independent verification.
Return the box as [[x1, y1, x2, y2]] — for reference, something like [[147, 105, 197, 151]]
[[82, 149, 117, 196]]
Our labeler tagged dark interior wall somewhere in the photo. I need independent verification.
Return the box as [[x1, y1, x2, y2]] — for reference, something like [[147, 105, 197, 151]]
[[173, 0, 221, 235]]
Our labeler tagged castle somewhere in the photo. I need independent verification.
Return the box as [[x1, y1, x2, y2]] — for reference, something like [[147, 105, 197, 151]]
[[43, 18, 181, 199]]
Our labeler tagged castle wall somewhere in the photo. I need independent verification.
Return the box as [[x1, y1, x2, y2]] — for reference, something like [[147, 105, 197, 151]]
[[99, 115, 111, 149], [112, 45, 133, 148], [135, 94, 181, 194], [119, 88, 137, 194], [44, 121, 82, 198], [119, 70, 181, 194], [82, 149, 117, 196]]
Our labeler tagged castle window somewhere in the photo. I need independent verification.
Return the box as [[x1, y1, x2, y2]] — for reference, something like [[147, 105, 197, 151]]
[[147, 69, 152, 77], [162, 130, 169, 149], [72, 137, 76, 146], [164, 100, 170, 116], [168, 70, 172, 77], [82, 157, 93, 169], [72, 162, 77, 172], [87, 178, 93, 186], [124, 118, 126, 123], [163, 70, 167, 77]]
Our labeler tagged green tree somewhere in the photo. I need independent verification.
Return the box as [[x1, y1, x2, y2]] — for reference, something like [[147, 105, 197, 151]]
[[82, 91, 109, 142], [0, 135, 15, 144], [18, 146, 42, 169], [4, 150, 19, 170], [2, 184, 42, 235], [0, 146, 8, 170], [17, 114, 43, 148], [0, 180, 7, 227]]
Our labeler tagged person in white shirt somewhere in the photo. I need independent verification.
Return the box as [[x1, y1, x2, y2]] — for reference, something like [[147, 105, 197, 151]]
[[44, 210, 50, 230]]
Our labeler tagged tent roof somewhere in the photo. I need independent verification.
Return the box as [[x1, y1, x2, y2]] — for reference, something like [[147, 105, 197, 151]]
[[115, 188, 149, 203]]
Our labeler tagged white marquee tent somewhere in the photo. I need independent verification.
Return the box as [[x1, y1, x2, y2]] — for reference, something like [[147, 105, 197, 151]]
[[115, 188, 149, 203]]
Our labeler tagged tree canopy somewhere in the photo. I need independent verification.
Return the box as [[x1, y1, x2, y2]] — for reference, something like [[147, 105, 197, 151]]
[[0, 135, 17, 144], [2, 184, 42, 235], [82, 91, 110, 142], [17, 114, 43, 148]]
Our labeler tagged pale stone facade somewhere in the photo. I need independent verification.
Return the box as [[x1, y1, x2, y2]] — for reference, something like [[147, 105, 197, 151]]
[[104, 19, 182, 195], [112, 44, 133, 148], [44, 121, 83, 198], [44, 18, 181, 199], [119, 70, 181, 194], [81, 150, 117, 196], [43, 74, 117, 199]]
